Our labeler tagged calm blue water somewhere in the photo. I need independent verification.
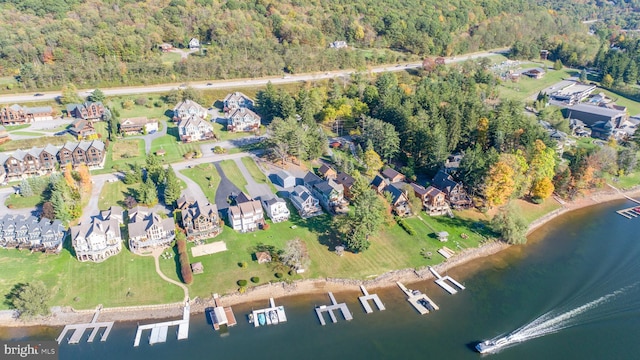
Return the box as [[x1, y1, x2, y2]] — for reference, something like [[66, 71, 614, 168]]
[[4, 200, 640, 359]]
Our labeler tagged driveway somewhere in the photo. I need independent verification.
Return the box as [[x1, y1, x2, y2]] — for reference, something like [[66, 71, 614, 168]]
[[212, 162, 242, 213], [0, 186, 37, 217], [79, 173, 119, 224], [127, 120, 168, 154], [174, 167, 208, 204], [233, 157, 274, 200]]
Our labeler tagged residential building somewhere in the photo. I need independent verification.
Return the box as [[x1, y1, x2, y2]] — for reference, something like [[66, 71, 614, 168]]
[[0, 214, 65, 253], [335, 172, 356, 199], [289, 185, 322, 218], [303, 171, 345, 212], [120, 117, 158, 135], [371, 174, 388, 194], [0, 140, 105, 181], [318, 164, 337, 180], [178, 115, 215, 142], [228, 193, 264, 232], [272, 170, 295, 188], [303, 171, 323, 189], [68, 119, 97, 139], [551, 83, 597, 104], [329, 41, 347, 49], [127, 206, 176, 254], [176, 194, 196, 211], [181, 201, 222, 240], [262, 197, 290, 223], [189, 38, 200, 50], [66, 102, 105, 120], [173, 99, 207, 121], [1, 104, 53, 124], [521, 68, 545, 79], [223, 92, 254, 111], [444, 154, 463, 174], [226, 108, 261, 132], [381, 167, 406, 183], [431, 170, 472, 209], [563, 103, 627, 128], [71, 207, 123, 262], [385, 184, 411, 216], [410, 183, 449, 216]]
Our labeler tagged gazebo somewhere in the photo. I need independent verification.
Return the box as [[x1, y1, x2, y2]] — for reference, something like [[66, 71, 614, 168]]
[[437, 231, 449, 242], [191, 262, 204, 274]]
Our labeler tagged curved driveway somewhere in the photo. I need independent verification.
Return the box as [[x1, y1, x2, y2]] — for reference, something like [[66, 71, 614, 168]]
[[212, 162, 242, 212]]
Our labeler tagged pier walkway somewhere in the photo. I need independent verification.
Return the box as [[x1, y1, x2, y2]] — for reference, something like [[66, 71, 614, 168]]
[[133, 302, 190, 347], [429, 267, 466, 295], [57, 305, 114, 345], [358, 286, 385, 314], [250, 298, 287, 327], [315, 292, 353, 325], [397, 282, 439, 315]]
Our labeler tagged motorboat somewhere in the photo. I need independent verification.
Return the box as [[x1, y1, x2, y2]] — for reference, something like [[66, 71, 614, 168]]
[[269, 310, 279, 324], [475, 337, 510, 354], [257, 313, 266, 326]]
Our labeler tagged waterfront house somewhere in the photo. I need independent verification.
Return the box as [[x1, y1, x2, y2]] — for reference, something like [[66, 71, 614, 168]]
[[226, 107, 261, 133], [228, 193, 264, 232], [0, 104, 53, 124], [71, 207, 123, 262], [262, 197, 290, 223], [0, 214, 65, 253], [318, 164, 337, 180], [410, 183, 449, 216], [69, 119, 97, 139], [289, 185, 322, 218], [181, 201, 222, 240], [381, 167, 406, 183], [312, 179, 345, 213], [430, 170, 472, 209], [128, 206, 176, 254], [66, 102, 105, 120], [178, 115, 215, 142], [385, 184, 412, 216], [272, 170, 295, 188], [173, 99, 208, 121], [120, 117, 158, 135], [223, 92, 254, 111]]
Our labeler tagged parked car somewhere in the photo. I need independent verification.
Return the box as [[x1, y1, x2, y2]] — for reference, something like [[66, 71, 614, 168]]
[[34, 93, 44, 97], [149, 130, 157, 134]]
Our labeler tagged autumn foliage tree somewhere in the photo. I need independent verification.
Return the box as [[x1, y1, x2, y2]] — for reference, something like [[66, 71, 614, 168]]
[[531, 177, 555, 200], [175, 231, 193, 285], [484, 161, 516, 207]]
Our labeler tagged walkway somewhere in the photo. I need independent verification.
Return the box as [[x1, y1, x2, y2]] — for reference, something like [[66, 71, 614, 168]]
[[213, 162, 242, 212], [233, 157, 273, 200], [147, 248, 189, 303]]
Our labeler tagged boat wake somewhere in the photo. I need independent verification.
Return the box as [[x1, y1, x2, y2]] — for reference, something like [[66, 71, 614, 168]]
[[479, 282, 638, 354]]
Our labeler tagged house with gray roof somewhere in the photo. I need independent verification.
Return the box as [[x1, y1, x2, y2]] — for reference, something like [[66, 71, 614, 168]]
[[178, 115, 214, 142], [127, 206, 176, 254], [563, 103, 627, 128], [71, 207, 123, 262], [223, 92, 254, 111], [289, 185, 322, 218], [181, 201, 222, 240], [385, 183, 411, 216], [228, 193, 264, 232], [173, 99, 207, 121], [0, 214, 65, 253], [272, 170, 295, 188], [226, 107, 261, 133], [262, 196, 290, 223]]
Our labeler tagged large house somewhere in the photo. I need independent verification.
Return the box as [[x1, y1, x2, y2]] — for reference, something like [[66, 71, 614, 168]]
[[0, 214, 65, 253], [120, 117, 158, 135], [178, 115, 214, 142], [0, 104, 53, 124], [563, 103, 627, 128], [127, 206, 176, 254], [262, 197, 290, 223], [71, 207, 123, 262], [181, 201, 222, 240], [318, 164, 337, 180], [385, 183, 411, 216], [289, 185, 322, 218], [227, 108, 261, 133], [551, 83, 597, 104], [335, 172, 356, 199], [381, 167, 406, 183], [68, 118, 97, 139], [228, 193, 264, 232], [303, 171, 345, 212], [431, 170, 472, 209], [410, 183, 449, 216], [66, 102, 105, 120], [223, 92, 254, 111], [173, 100, 207, 121], [0, 140, 105, 182]]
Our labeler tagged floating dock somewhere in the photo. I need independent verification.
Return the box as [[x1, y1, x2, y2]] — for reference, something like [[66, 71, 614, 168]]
[[315, 292, 353, 325], [57, 306, 114, 345], [210, 296, 237, 331], [250, 298, 287, 327], [133, 302, 190, 347], [396, 282, 439, 315], [617, 206, 640, 219], [429, 266, 466, 295], [358, 285, 385, 314]]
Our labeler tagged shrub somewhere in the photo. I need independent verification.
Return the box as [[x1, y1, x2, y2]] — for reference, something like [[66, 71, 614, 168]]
[[122, 99, 134, 109], [239, 286, 247, 294], [396, 217, 416, 235], [135, 97, 147, 106], [177, 237, 187, 254], [250, 276, 260, 283], [261, 222, 270, 230], [153, 100, 163, 108], [288, 269, 295, 276], [237, 279, 248, 286], [213, 146, 226, 154], [179, 252, 193, 284], [531, 197, 544, 204], [238, 261, 247, 268], [275, 272, 283, 278]]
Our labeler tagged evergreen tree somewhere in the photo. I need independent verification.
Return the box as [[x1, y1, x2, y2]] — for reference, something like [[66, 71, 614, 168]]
[[19, 178, 33, 197], [89, 89, 105, 102], [553, 59, 563, 71], [139, 177, 158, 206], [164, 166, 181, 207], [50, 191, 71, 222]]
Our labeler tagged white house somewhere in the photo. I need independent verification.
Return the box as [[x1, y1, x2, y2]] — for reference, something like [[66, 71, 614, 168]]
[[120, 117, 159, 135], [71, 207, 123, 263], [178, 115, 214, 142], [289, 185, 322, 218], [128, 206, 176, 254], [173, 99, 208, 121], [223, 92, 254, 111], [262, 197, 290, 223], [189, 38, 200, 50], [227, 108, 261, 132], [228, 194, 264, 232]]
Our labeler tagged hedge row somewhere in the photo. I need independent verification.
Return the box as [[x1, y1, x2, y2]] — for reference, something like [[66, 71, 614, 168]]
[[396, 217, 416, 236], [176, 238, 193, 285]]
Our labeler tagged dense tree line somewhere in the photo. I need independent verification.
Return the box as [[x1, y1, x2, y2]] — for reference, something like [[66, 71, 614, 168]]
[[0, 0, 589, 90]]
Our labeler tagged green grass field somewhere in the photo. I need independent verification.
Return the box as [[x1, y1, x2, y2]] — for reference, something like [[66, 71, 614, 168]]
[[180, 164, 221, 203], [241, 157, 277, 193], [513, 198, 563, 225], [9, 131, 45, 137], [98, 181, 142, 210], [596, 89, 640, 116], [0, 134, 75, 152], [5, 193, 43, 209], [160, 52, 182, 66], [218, 159, 248, 191], [498, 66, 577, 102], [4, 124, 31, 132], [94, 139, 145, 174], [150, 135, 202, 163]]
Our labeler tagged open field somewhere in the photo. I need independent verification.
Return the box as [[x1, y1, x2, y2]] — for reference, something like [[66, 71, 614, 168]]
[[513, 198, 562, 225], [150, 134, 202, 163], [94, 139, 145, 175], [105, 95, 170, 120], [160, 52, 182, 66], [5, 193, 42, 209], [98, 181, 142, 210], [180, 164, 220, 203], [4, 124, 31, 132], [218, 159, 248, 191], [498, 66, 577, 102], [0, 134, 75, 152]]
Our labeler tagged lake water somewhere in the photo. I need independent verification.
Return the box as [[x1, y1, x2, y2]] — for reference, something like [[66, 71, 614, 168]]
[[3, 199, 640, 359]]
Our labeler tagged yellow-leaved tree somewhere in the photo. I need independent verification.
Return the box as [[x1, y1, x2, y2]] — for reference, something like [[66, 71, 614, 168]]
[[484, 161, 515, 207]]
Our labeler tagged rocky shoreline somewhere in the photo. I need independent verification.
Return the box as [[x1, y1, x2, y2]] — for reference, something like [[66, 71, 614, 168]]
[[2, 186, 639, 328]]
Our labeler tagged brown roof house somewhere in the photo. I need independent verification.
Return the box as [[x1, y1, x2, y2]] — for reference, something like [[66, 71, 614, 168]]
[[335, 172, 356, 199], [410, 183, 449, 216], [385, 183, 411, 217], [69, 119, 97, 139], [181, 201, 222, 241], [120, 117, 158, 135], [1, 104, 53, 124], [228, 193, 264, 232], [127, 206, 176, 254], [317, 164, 337, 180], [66, 102, 105, 120], [381, 167, 406, 183], [431, 170, 472, 209]]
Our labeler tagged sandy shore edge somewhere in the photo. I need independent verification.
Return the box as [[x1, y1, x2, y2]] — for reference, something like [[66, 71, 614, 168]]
[[3, 186, 639, 328]]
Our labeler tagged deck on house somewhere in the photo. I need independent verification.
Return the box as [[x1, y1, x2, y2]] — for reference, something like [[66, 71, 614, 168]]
[[315, 292, 353, 325], [358, 285, 386, 313]]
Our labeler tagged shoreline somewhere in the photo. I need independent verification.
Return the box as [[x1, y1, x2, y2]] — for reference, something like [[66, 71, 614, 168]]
[[3, 186, 640, 329]]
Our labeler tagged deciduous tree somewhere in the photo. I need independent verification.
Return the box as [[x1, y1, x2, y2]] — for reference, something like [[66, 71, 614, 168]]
[[484, 161, 515, 207], [492, 202, 528, 245], [7, 282, 51, 318]]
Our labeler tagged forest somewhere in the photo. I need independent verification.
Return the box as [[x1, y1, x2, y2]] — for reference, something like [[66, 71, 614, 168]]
[[0, 0, 589, 90]]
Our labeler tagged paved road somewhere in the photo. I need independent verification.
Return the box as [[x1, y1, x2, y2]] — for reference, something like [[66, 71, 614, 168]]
[[0, 186, 35, 217], [0, 49, 509, 104], [173, 166, 208, 204], [79, 173, 120, 224], [212, 162, 242, 213], [233, 157, 273, 200]]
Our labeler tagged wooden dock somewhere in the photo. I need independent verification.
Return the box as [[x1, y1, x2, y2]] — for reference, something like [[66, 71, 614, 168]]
[[429, 266, 466, 295], [250, 298, 287, 327], [396, 282, 439, 315], [57, 306, 114, 345], [210, 296, 237, 331], [133, 302, 190, 347], [315, 292, 353, 325], [358, 285, 385, 314]]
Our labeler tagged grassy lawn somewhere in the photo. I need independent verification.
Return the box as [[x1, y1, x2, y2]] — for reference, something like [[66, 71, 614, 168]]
[[212, 121, 263, 141], [0, 247, 184, 310], [105, 95, 170, 121], [498, 67, 577, 102], [241, 157, 277, 192], [93, 121, 109, 139], [0, 134, 75, 152], [180, 164, 221, 203], [98, 181, 142, 210], [574, 136, 599, 151], [5, 193, 43, 209], [10, 131, 45, 137], [94, 139, 145, 175], [41, 124, 70, 133], [606, 171, 640, 190], [4, 124, 31, 132], [218, 159, 248, 191], [150, 135, 202, 163], [513, 198, 562, 225], [160, 52, 182, 66]]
